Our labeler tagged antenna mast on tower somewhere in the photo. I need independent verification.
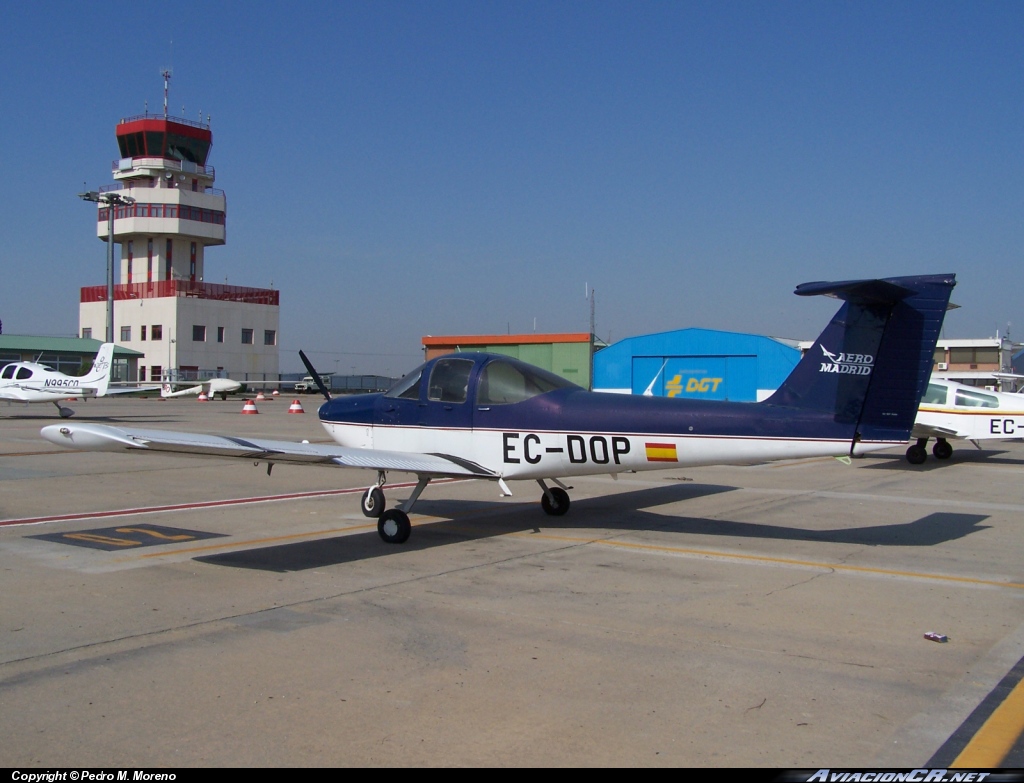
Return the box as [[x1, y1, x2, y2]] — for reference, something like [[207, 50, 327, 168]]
[[161, 68, 172, 119]]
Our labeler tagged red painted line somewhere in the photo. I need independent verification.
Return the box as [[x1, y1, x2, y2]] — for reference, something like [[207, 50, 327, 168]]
[[0, 478, 448, 528]]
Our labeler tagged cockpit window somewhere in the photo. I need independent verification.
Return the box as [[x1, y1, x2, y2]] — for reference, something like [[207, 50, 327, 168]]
[[476, 359, 577, 405], [922, 383, 947, 405], [384, 364, 425, 400], [16, 367, 33, 380], [428, 358, 474, 404], [955, 388, 998, 409], [1, 365, 14, 380]]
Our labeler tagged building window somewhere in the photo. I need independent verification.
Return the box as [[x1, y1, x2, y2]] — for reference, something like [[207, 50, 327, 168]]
[[147, 239, 154, 283], [126, 241, 133, 285], [216, 326, 224, 343], [264, 329, 277, 346], [139, 366, 147, 382], [151, 365, 162, 382], [141, 325, 147, 341], [120, 326, 131, 341], [151, 324, 163, 341], [190, 242, 196, 281], [241, 328, 254, 345], [193, 325, 206, 342], [82, 328, 92, 340], [165, 239, 172, 281]]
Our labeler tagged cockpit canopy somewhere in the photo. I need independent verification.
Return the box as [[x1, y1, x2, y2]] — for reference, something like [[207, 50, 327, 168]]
[[385, 355, 578, 406]]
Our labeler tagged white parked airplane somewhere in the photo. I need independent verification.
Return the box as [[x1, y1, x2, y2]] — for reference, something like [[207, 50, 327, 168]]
[[0, 343, 118, 418], [161, 378, 243, 401], [906, 378, 1024, 463]]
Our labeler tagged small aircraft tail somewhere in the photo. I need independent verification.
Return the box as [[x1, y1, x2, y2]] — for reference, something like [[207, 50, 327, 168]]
[[83, 343, 116, 396], [765, 274, 956, 447], [161, 383, 203, 398]]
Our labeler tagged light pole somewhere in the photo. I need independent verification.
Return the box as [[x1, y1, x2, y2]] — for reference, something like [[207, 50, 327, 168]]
[[78, 190, 135, 343]]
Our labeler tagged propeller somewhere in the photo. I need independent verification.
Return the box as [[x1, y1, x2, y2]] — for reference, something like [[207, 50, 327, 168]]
[[298, 350, 332, 402]]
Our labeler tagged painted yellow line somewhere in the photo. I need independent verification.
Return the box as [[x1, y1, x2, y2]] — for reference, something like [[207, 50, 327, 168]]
[[520, 532, 1024, 590], [952, 675, 1024, 767]]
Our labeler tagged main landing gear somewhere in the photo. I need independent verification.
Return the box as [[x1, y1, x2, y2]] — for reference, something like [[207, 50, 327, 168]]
[[360, 471, 431, 544], [358, 473, 576, 544], [905, 437, 952, 465], [53, 401, 74, 419]]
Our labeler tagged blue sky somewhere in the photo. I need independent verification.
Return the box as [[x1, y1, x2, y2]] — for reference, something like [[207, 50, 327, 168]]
[[1, 1, 1021, 374]]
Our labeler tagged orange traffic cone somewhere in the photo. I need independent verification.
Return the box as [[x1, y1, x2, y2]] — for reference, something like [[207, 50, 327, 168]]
[[288, 399, 305, 414], [241, 399, 259, 414], [256, 391, 266, 401], [197, 392, 209, 402], [271, 389, 280, 397]]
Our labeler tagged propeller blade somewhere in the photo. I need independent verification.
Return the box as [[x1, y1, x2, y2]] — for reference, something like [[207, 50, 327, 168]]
[[298, 350, 331, 402]]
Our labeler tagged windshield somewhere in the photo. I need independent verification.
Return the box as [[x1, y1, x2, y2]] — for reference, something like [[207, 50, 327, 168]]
[[384, 363, 426, 400]]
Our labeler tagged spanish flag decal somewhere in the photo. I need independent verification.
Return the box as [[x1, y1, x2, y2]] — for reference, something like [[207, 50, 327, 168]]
[[645, 442, 678, 462]]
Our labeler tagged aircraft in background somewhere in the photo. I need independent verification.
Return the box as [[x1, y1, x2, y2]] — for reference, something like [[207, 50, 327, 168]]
[[1, 343, 119, 418], [161, 377, 243, 401], [43, 273, 956, 544], [906, 378, 1024, 464]]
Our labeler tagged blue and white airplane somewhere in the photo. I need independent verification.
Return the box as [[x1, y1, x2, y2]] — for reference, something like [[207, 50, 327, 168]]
[[42, 274, 955, 544]]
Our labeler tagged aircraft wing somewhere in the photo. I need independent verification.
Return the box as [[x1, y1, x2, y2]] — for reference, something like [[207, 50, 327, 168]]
[[40, 422, 498, 478]]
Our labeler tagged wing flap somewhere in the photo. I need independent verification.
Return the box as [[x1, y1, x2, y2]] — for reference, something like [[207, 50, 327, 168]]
[[40, 423, 496, 478]]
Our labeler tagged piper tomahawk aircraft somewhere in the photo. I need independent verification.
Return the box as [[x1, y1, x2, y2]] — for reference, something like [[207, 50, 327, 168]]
[[42, 273, 956, 544], [906, 377, 1024, 464], [1, 343, 118, 418]]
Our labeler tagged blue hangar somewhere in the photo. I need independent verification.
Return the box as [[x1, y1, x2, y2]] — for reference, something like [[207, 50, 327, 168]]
[[592, 328, 802, 402]]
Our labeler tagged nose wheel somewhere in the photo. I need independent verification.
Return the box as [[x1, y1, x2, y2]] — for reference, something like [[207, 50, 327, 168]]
[[539, 482, 571, 516], [361, 486, 385, 517]]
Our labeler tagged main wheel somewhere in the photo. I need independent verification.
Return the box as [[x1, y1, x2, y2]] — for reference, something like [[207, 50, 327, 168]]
[[906, 444, 927, 465], [378, 509, 411, 544], [933, 440, 953, 460], [361, 486, 385, 518], [58, 407, 75, 419], [541, 487, 571, 516]]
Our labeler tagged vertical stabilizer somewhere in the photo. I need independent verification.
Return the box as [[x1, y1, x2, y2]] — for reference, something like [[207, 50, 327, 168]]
[[765, 274, 956, 446], [85, 343, 116, 396]]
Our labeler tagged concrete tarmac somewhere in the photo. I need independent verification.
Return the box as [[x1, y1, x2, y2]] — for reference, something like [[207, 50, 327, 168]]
[[1, 395, 1023, 767]]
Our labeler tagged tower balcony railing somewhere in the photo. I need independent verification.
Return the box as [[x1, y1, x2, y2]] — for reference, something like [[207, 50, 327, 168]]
[[107, 156, 216, 179], [80, 280, 279, 306], [118, 113, 210, 130], [99, 180, 225, 197]]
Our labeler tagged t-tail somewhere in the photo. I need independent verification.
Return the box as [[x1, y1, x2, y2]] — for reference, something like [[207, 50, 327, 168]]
[[764, 274, 956, 451], [83, 343, 116, 396]]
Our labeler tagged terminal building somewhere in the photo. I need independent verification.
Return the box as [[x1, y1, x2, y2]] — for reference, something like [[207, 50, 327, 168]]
[[79, 81, 279, 385]]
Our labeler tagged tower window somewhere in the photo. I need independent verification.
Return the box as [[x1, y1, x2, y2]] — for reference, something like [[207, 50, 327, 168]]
[[141, 325, 147, 341], [151, 325, 163, 341], [193, 325, 206, 342], [120, 326, 131, 341], [264, 330, 277, 346], [82, 328, 92, 340], [241, 329, 254, 345], [216, 327, 224, 343]]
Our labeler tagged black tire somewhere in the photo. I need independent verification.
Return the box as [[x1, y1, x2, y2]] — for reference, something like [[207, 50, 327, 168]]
[[58, 407, 75, 419], [378, 509, 411, 544], [933, 440, 953, 460], [361, 486, 385, 518], [906, 444, 927, 465], [541, 487, 571, 516]]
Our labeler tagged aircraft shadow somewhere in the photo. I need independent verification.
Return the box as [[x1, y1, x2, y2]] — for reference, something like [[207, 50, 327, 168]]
[[195, 481, 989, 573], [860, 449, 1023, 470]]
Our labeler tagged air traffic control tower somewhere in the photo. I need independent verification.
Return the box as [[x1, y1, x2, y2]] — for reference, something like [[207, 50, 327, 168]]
[[79, 77, 279, 385]]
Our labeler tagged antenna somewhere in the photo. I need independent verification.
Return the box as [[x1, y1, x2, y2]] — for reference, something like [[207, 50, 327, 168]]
[[160, 67, 172, 119]]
